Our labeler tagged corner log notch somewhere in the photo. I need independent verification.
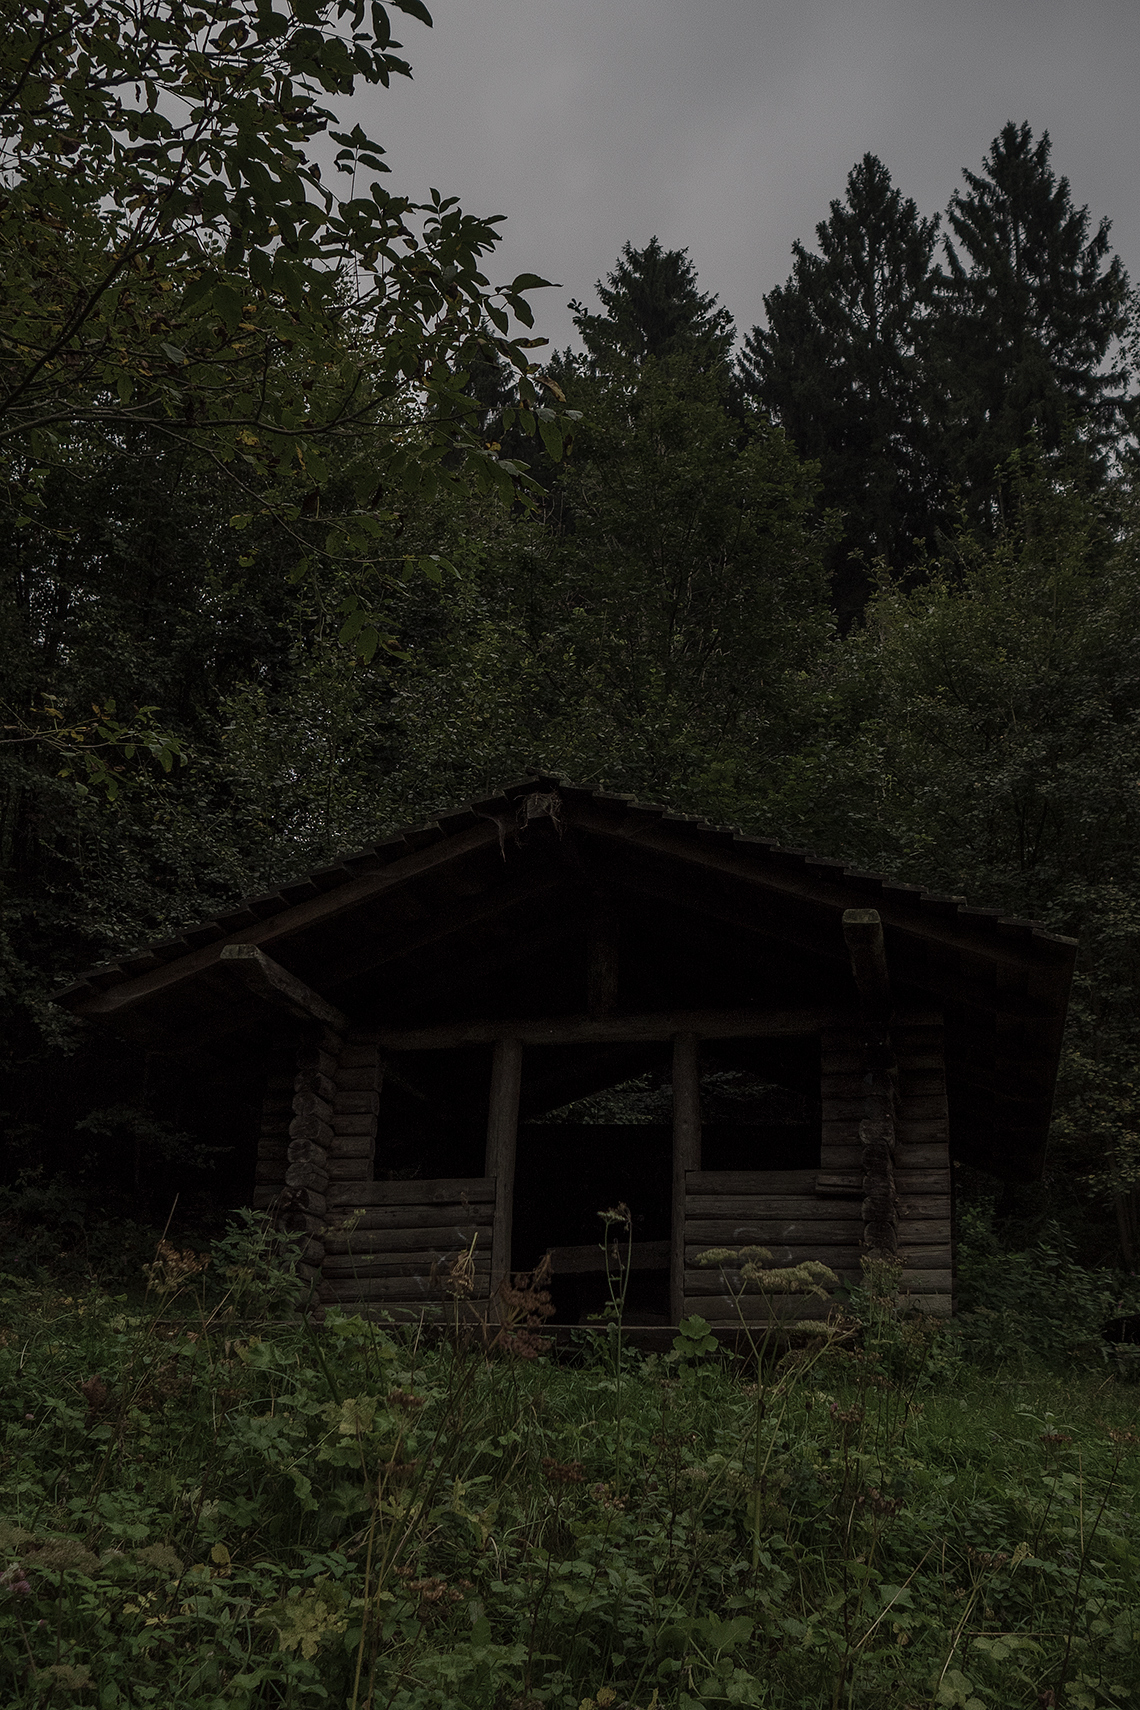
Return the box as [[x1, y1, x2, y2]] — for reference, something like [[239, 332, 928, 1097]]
[[220, 945, 349, 1288], [842, 909, 899, 1262]]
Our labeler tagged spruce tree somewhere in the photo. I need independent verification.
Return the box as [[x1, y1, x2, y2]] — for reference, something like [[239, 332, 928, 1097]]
[[739, 155, 941, 622], [569, 237, 735, 372], [934, 121, 1130, 512]]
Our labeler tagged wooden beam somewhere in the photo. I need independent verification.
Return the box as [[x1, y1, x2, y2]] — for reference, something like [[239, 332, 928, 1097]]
[[376, 1006, 861, 1052], [842, 909, 892, 1024], [586, 901, 620, 1019], [671, 1032, 702, 1325], [485, 1038, 522, 1308], [219, 945, 349, 1033]]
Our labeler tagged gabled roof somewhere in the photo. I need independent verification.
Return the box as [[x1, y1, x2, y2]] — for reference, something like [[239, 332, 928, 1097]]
[[58, 777, 1078, 1181]]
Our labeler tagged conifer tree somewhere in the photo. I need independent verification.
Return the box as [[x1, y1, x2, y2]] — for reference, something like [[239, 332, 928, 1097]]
[[739, 155, 940, 621], [933, 122, 1130, 511], [569, 237, 735, 372]]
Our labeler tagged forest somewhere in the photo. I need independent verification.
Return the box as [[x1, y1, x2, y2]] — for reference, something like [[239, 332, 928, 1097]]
[[5, 7, 1140, 1709], [2, 0, 1139, 1276]]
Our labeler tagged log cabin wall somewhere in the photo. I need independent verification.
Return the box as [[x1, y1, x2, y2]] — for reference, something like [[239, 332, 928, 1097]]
[[320, 1178, 495, 1321], [820, 1020, 953, 1317]]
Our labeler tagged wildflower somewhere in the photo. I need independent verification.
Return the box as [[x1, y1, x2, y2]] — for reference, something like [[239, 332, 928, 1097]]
[[542, 1457, 584, 1484]]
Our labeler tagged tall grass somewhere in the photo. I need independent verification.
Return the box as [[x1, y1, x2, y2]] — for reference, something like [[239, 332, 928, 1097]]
[[1, 1216, 1138, 1708]]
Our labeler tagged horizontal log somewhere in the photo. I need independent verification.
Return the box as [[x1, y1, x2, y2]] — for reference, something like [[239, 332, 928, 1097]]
[[261, 1096, 294, 1120], [685, 1170, 820, 1194], [335, 1065, 380, 1091], [285, 1161, 329, 1193], [287, 1138, 328, 1168], [819, 1146, 862, 1171], [326, 1133, 375, 1160], [682, 1295, 838, 1324], [547, 1240, 670, 1275], [326, 1158, 375, 1182], [683, 1195, 854, 1220], [327, 1177, 495, 1208], [325, 1224, 491, 1255], [906, 1294, 953, 1318], [826, 1095, 948, 1122], [325, 1204, 493, 1234], [292, 1091, 333, 1123], [332, 1113, 377, 1137], [685, 1218, 862, 1243], [814, 1174, 862, 1198], [892, 1144, 950, 1168], [897, 1195, 953, 1217], [893, 1170, 951, 1193], [685, 1255, 859, 1288], [322, 1253, 492, 1280], [895, 1120, 949, 1142], [338, 1043, 380, 1068], [219, 944, 349, 1033], [821, 1072, 947, 1099], [334, 1090, 380, 1116], [296, 1070, 337, 1103], [322, 1275, 491, 1302], [289, 1113, 333, 1146], [894, 1247, 953, 1268], [375, 1006, 856, 1051], [895, 1221, 952, 1244], [255, 1160, 287, 1186]]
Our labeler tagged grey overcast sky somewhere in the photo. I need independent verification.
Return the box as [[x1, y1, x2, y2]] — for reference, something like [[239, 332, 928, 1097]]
[[350, 0, 1140, 353]]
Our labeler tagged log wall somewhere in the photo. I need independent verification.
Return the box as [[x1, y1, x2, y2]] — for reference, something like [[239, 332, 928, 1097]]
[[820, 1019, 953, 1316], [320, 1177, 495, 1322], [682, 1168, 861, 1326]]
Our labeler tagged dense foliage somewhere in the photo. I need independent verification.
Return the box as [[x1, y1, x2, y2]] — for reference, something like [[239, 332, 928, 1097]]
[[1, 1227, 1138, 1708], [1, 1, 1139, 1279]]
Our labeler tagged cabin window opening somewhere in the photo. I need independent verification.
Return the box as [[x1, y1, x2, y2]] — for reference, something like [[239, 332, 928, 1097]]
[[371, 1045, 488, 1184], [698, 1038, 822, 1173]]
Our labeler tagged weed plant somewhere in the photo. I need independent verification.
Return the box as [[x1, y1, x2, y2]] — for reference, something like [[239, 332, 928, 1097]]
[[1, 1217, 1139, 1708]]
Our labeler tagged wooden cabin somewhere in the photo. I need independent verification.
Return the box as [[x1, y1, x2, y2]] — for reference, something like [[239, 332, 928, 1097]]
[[59, 779, 1077, 1330]]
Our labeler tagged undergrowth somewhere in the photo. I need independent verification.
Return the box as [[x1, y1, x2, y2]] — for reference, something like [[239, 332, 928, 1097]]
[[1, 1218, 1139, 1709]]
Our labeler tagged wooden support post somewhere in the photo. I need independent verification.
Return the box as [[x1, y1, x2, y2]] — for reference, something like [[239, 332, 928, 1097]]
[[671, 1032, 702, 1326], [586, 902, 620, 1019], [485, 1037, 522, 1309], [842, 909, 899, 1262]]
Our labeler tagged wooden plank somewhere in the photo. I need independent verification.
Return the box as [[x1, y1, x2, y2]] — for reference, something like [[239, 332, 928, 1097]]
[[897, 1195, 953, 1217], [486, 1039, 521, 1302], [893, 1170, 952, 1194], [826, 1095, 949, 1122], [322, 1275, 492, 1302], [894, 1221, 952, 1244], [893, 1145, 950, 1169], [375, 1007, 851, 1051], [895, 1121, 950, 1144], [684, 1218, 863, 1243], [683, 1294, 839, 1324], [549, 1240, 670, 1275], [671, 1032, 702, 1326], [218, 944, 349, 1031], [323, 1253, 492, 1279], [685, 1169, 820, 1194], [326, 1134, 374, 1160], [326, 1177, 495, 1208], [325, 1225, 491, 1255], [326, 1157, 375, 1182], [843, 909, 891, 1023], [896, 1247, 953, 1268], [332, 1114, 376, 1137], [685, 1264, 859, 1293], [683, 1195, 854, 1219], [325, 1204, 493, 1234], [336, 1065, 381, 1091]]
